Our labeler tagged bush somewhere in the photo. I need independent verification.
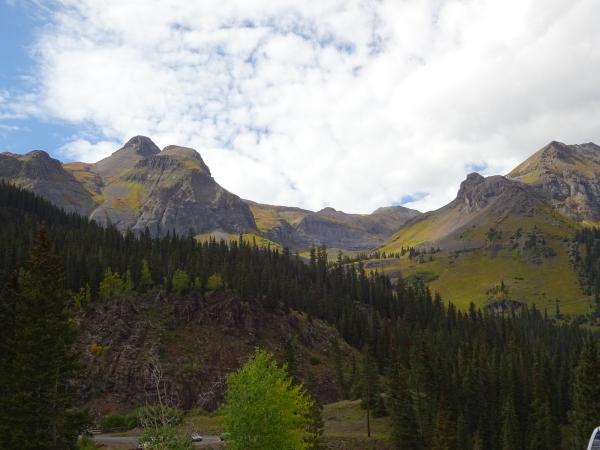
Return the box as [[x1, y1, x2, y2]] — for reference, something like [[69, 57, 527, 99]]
[[139, 427, 193, 450], [206, 273, 224, 291], [77, 435, 101, 450], [138, 404, 184, 429], [100, 414, 128, 432], [126, 412, 140, 430]]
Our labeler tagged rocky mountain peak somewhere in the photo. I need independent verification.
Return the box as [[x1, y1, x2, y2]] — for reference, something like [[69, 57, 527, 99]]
[[455, 173, 520, 213], [317, 207, 337, 215], [456, 172, 485, 197], [93, 136, 160, 177], [160, 145, 211, 175], [23, 149, 53, 160], [508, 140, 600, 221], [122, 135, 161, 157]]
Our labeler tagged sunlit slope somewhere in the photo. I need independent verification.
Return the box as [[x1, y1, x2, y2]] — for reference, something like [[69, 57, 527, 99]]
[[379, 172, 591, 314], [195, 231, 282, 250]]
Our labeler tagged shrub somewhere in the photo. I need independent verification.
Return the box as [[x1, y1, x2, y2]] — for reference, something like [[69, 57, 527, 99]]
[[100, 414, 128, 432], [206, 273, 224, 291], [77, 435, 101, 450]]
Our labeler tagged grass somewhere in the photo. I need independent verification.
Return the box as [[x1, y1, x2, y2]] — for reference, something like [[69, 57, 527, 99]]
[[322, 400, 391, 449], [375, 192, 593, 315], [248, 203, 309, 232], [177, 399, 391, 450], [184, 413, 223, 435], [372, 244, 591, 314]]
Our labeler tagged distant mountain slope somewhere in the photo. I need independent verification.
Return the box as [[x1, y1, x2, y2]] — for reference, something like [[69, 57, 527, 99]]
[[247, 201, 421, 251], [0, 150, 95, 214], [508, 141, 600, 222], [1, 136, 257, 237], [380, 167, 588, 313], [0, 136, 420, 250], [384, 172, 557, 250]]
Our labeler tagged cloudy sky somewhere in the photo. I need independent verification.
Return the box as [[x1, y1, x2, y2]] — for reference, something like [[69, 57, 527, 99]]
[[1, 0, 600, 213]]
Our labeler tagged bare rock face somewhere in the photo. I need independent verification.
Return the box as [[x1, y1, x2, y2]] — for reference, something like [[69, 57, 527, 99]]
[[89, 141, 256, 236], [78, 291, 352, 413], [454, 173, 539, 215], [93, 135, 161, 177], [1, 136, 257, 237], [0, 150, 96, 214], [247, 201, 421, 251], [508, 141, 600, 221]]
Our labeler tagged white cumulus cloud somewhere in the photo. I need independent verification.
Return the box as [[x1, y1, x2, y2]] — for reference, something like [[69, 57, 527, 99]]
[[8, 0, 600, 212]]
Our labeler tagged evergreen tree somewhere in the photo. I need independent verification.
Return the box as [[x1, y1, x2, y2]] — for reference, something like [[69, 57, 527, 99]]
[[0, 227, 85, 450], [361, 345, 385, 422], [388, 362, 420, 450], [568, 339, 600, 449], [501, 397, 520, 450], [139, 258, 154, 291], [430, 398, 458, 450], [123, 269, 135, 293]]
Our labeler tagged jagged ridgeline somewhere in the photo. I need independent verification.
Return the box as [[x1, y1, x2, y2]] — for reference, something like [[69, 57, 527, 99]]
[[1, 181, 599, 449]]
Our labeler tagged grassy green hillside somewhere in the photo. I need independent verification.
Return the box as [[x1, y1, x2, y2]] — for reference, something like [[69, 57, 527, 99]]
[[378, 177, 593, 314]]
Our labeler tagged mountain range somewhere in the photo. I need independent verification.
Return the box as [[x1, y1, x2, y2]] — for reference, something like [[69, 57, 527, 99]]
[[0, 135, 420, 251], [2, 137, 599, 313]]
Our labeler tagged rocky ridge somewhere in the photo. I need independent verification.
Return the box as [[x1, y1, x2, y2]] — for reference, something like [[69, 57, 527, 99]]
[[508, 141, 600, 222]]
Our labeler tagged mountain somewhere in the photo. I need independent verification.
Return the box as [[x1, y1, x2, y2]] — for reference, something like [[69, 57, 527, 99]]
[[0, 150, 96, 214], [380, 152, 588, 313], [508, 141, 600, 222], [0, 136, 419, 251], [1, 136, 256, 237], [384, 172, 554, 250], [247, 201, 421, 251]]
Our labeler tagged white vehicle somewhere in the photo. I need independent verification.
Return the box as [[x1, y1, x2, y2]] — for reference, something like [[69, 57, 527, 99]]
[[588, 426, 600, 450], [190, 432, 203, 442]]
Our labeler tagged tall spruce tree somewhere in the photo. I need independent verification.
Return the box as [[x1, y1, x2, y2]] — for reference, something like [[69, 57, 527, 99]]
[[568, 339, 600, 449], [430, 398, 458, 450], [501, 397, 520, 450], [388, 361, 420, 450], [0, 227, 84, 450]]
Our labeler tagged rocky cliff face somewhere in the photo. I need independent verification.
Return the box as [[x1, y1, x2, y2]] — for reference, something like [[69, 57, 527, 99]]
[[384, 171, 554, 251], [1, 136, 256, 237], [85, 139, 256, 236], [248, 201, 421, 251], [0, 150, 96, 214], [453, 172, 541, 216], [508, 141, 600, 221], [78, 291, 352, 414]]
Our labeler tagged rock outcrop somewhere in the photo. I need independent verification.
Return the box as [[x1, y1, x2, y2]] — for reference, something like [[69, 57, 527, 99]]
[[508, 141, 600, 221], [86, 140, 256, 236], [0, 150, 96, 214], [247, 201, 421, 251], [1, 136, 257, 237], [78, 291, 353, 414]]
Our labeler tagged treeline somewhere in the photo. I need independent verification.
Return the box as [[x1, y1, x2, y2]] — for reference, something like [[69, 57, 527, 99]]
[[574, 227, 600, 314], [1, 182, 599, 449]]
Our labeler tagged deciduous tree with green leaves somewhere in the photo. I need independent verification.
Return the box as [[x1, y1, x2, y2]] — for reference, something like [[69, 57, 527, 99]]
[[222, 349, 315, 450]]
